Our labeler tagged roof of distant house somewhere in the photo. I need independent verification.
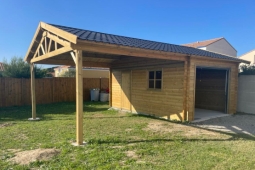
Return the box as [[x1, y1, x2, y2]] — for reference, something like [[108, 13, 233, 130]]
[[182, 37, 237, 52], [0, 62, 4, 71], [182, 37, 223, 48]]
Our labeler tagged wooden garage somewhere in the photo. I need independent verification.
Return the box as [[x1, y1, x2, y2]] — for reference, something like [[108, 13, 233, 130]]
[[24, 22, 249, 145]]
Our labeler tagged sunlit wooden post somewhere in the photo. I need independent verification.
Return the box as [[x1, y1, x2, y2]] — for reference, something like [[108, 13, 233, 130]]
[[28, 63, 40, 121], [75, 50, 84, 145]]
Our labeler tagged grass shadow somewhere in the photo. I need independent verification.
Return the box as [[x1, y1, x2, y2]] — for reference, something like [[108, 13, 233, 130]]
[[0, 101, 110, 121]]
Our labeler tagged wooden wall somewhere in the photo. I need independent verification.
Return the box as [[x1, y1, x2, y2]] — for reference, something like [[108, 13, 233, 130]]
[[111, 71, 122, 108], [0, 77, 109, 107], [111, 56, 239, 122], [187, 57, 239, 120], [112, 61, 185, 121]]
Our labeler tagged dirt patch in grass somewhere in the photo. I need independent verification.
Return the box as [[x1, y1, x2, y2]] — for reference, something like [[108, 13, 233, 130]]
[[0, 123, 14, 128], [125, 150, 138, 159], [8, 148, 60, 165], [144, 121, 218, 137]]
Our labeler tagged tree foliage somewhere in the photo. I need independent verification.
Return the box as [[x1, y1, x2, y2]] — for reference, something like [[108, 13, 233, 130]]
[[2, 57, 47, 78], [239, 64, 255, 75], [59, 70, 76, 77]]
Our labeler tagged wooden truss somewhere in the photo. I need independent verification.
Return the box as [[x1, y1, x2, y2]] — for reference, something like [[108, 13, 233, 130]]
[[30, 31, 73, 63]]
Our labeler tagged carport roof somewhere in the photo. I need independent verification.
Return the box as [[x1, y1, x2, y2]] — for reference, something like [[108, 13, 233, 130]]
[[50, 23, 249, 64]]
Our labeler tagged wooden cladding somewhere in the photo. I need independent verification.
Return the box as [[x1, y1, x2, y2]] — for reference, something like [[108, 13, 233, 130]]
[[0, 77, 108, 108], [111, 62, 185, 121], [111, 56, 239, 121]]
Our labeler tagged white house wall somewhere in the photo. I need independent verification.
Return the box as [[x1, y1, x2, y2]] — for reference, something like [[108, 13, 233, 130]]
[[237, 75, 255, 114], [239, 50, 255, 64], [207, 39, 237, 57]]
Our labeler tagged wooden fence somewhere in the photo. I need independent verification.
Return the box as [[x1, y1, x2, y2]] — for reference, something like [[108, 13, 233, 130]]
[[0, 77, 109, 107]]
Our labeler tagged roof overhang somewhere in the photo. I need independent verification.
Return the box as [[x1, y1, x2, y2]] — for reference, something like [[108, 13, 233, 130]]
[[24, 22, 250, 67]]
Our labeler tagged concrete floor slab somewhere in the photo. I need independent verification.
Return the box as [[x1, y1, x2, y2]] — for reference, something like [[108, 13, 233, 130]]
[[192, 108, 230, 123]]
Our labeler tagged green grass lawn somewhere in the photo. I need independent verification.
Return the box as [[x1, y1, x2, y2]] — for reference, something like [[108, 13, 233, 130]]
[[1, 102, 255, 169]]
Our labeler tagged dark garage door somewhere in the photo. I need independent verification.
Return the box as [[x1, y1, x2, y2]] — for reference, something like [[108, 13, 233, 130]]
[[195, 68, 228, 112]]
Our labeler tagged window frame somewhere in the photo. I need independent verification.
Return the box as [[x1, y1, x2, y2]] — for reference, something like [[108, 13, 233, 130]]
[[148, 69, 163, 90]]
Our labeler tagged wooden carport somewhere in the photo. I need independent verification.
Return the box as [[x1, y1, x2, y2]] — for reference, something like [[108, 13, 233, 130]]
[[25, 22, 249, 145]]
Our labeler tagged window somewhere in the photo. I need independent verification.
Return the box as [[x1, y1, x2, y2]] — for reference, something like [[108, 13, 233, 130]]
[[148, 70, 162, 89]]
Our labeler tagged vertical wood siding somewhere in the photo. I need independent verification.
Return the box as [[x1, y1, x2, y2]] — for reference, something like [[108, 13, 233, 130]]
[[0, 77, 109, 107], [111, 70, 122, 108]]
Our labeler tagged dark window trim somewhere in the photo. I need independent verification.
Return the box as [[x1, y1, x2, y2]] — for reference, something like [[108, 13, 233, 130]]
[[148, 69, 162, 90]]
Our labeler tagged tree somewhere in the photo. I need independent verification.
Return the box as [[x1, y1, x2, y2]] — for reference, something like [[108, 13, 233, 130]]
[[239, 64, 255, 75], [2, 57, 47, 78], [58, 69, 76, 77]]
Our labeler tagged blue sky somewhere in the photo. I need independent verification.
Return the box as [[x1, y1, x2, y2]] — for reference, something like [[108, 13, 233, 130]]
[[0, 0, 255, 65]]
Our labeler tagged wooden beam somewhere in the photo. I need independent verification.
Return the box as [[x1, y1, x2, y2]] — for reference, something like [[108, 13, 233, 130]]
[[109, 68, 112, 107], [44, 37, 48, 53], [40, 44, 46, 55], [55, 41, 57, 50], [32, 32, 47, 59], [75, 50, 83, 145], [34, 59, 111, 68], [24, 23, 41, 61], [48, 39, 52, 53], [40, 22, 77, 44], [73, 40, 186, 61], [186, 56, 191, 121], [30, 63, 36, 119], [70, 52, 76, 65], [31, 46, 73, 63], [46, 32, 72, 47]]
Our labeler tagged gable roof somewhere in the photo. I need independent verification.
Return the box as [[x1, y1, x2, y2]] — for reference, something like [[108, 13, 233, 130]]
[[239, 49, 255, 57], [182, 37, 223, 48], [48, 24, 248, 63], [24, 22, 249, 64], [182, 37, 237, 53]]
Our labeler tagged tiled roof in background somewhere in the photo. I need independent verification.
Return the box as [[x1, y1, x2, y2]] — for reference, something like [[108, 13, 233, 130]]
[[49, 24, 248, 63], [182, 37, 223, 48]]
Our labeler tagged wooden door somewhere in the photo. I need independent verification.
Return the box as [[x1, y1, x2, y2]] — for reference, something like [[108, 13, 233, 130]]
[[121, 71, 131, 111]]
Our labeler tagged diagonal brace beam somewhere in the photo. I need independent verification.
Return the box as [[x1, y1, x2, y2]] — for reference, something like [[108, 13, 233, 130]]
[[30, 46, 73, 63]]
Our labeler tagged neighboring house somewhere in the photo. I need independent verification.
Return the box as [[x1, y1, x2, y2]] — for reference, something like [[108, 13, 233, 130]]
[[24, 22, 250, 123], [0, 62, 4, 71], [54, 65, 109, 78], [239, 49, 255, 64], [182, 37, 237, 57]]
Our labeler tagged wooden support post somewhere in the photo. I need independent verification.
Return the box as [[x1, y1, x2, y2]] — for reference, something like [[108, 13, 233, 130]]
[[28, 63, 40, 121], [75, 50, 84, 145], [109, 68, 112, 107]]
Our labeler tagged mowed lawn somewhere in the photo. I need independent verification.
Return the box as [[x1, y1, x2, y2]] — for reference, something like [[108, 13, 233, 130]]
[[1, 102, 255, 169]]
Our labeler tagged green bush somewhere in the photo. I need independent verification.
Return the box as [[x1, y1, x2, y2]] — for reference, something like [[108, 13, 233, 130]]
[[239, 64, 255, 75], [2, 57, 47, 78]]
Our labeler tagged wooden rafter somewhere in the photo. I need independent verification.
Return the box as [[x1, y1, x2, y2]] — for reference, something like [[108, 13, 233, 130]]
[[32, 31, 47, 59], [31, 46, 73, 63]]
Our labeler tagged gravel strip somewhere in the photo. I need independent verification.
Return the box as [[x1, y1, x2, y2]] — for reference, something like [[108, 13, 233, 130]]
[[192, 113, 255, 135]]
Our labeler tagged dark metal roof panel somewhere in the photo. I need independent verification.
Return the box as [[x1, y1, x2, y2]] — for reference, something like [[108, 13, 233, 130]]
[[49, 24, 248, 63]]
